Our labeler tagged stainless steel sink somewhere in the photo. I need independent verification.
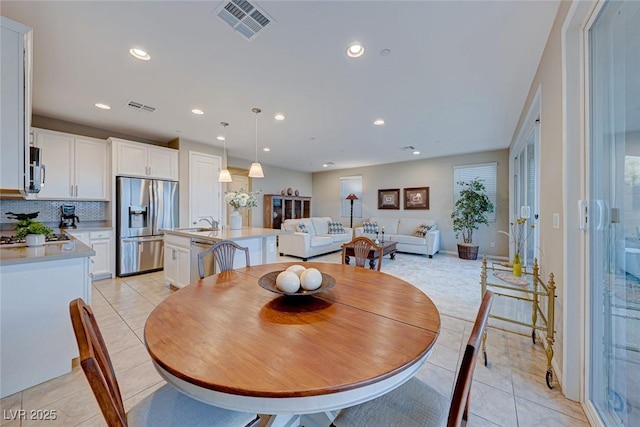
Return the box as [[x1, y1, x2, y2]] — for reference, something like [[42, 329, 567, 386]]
[[176, 227, 217, 232]]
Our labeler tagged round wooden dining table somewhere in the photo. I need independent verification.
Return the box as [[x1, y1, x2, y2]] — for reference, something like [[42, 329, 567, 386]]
[[144, 262, 441, 426]]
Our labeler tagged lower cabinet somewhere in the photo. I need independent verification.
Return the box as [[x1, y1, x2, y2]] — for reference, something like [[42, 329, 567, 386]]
[[67, 230, 113, 280], [164, 234, 191, 289]]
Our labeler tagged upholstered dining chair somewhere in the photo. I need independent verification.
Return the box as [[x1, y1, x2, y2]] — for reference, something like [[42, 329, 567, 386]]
[[341, 236, 383, 271], [197, 240, 250, 278], [332, 290, 494, 427], [69, 298, 259, 427]]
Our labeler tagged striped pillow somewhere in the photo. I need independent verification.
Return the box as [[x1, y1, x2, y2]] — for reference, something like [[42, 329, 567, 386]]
[[413, 224, 433, 237], [297, 223, 309, 233]]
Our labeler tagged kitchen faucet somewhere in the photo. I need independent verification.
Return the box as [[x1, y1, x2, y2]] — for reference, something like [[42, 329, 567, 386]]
[[195, 216, 218, 229]]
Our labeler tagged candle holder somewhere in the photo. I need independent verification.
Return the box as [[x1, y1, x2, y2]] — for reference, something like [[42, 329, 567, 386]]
[[381, 231, 385, 243], [375, 232, 380, 245]]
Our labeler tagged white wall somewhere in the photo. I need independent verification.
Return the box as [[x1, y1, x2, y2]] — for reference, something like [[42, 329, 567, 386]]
[[312, 149, 510, 257]]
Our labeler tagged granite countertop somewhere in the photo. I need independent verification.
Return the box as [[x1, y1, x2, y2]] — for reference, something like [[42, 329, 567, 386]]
[[0, 236, 95, 266], [163, 226, 289, 242], [0, 220, 113, 234]]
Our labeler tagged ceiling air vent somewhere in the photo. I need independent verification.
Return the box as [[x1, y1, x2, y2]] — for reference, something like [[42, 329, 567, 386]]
[[401, 146, 416, 151], [215, 0, 273, 41], [126, 100, 156, 113]]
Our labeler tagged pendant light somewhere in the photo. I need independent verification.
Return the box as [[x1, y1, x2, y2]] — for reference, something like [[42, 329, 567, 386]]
[[248, 107, 264, 178], [218, 121, 232, 183]]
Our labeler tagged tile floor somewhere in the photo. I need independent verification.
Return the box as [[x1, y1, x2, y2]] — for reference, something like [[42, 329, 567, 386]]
[[0, 253, 589, 426]]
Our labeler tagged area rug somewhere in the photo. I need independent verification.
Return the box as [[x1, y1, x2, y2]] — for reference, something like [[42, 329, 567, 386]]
[[300, 251, 483, 322], [379, 253, 482, 322]]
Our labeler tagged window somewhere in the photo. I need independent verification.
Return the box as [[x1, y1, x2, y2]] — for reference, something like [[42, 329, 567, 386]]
[[453, 162, 497, 222], [340, 176, 362, 218]]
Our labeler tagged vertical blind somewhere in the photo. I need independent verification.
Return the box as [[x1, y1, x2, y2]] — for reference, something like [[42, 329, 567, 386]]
[[340, 176, 362, 218], [453, 162, 497, 222]]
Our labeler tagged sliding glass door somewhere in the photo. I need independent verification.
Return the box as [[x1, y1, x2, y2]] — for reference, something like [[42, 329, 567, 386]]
[[589, 1, 640, 425]]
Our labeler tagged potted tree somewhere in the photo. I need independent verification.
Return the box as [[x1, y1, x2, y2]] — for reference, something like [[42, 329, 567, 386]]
[[15, 218, 54, 247], [451, 178, 494, 260]]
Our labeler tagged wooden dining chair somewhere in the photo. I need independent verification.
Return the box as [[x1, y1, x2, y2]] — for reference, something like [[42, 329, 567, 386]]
[[69, 298, 259, 427], [332, 291, 494, 427], [197, 240, 250, 278], [342, 236, 383, 271]]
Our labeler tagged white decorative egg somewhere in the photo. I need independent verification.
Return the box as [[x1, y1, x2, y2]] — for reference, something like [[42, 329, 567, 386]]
[[300, 268, 322, 291], [286, 264, 306, 277], [275, 271, 300, 293]]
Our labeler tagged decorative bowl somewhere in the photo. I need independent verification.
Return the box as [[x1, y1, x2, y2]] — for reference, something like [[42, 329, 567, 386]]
[[258, 271, 336, 296]]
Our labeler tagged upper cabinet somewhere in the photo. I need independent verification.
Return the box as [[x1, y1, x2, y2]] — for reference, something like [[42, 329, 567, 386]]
[[33, 128, 109, 200], [111, 138, 178, 181], [0, 17, 32, 197]]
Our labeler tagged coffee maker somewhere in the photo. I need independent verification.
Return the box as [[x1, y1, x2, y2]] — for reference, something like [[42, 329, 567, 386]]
[[59, 204, 79, 228]]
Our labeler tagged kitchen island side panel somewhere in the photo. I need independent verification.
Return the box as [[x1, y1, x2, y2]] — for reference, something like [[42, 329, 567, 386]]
[[0, 256, 91, 398]]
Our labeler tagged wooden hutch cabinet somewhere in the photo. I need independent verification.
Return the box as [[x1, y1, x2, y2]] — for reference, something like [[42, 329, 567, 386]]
[[264, 194, 311, 229]]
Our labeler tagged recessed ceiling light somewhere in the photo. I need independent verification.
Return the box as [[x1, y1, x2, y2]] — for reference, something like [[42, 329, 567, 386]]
[[129, 48, 150, 61], [413, 150, 420, 155], [374, 119, 385, 126], [263, 147, 270, 152], [274, 113, 285, 121], [94, 103, 111, 110], [322, 163, 328, 168], [380, 49, 391, 56], [217, 135, 225, 141], [191, 109, 204, 115], [347, 42, 365, 58]]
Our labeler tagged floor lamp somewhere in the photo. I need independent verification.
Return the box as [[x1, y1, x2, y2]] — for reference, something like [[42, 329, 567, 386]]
[[346, 193, 358, 228]]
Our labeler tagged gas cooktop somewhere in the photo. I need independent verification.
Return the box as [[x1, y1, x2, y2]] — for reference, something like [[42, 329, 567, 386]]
[[0, 234, 70, 246]]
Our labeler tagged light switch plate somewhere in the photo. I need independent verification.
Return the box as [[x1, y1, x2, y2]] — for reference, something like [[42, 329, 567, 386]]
[[553, 213, 560, 229]]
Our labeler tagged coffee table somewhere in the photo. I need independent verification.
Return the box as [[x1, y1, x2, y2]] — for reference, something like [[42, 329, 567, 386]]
[[344, 240, 397, 270]]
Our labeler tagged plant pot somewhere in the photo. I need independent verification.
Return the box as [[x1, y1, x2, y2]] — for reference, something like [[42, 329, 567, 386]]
[[26, 234, 46, 247], [457, 243, 479, 260]]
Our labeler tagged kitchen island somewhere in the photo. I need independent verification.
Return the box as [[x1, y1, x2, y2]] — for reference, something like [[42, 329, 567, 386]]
[[0, 237, 94, 398], [162, 226, 289, 289]]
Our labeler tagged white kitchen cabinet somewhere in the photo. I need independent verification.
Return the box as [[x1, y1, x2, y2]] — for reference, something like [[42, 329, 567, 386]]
[[164, 234, 191, 289], [33, 128, 109, 200], [0, 17, 31, 197], [67, 230, 113, 280], [111, 138, 178, 181]]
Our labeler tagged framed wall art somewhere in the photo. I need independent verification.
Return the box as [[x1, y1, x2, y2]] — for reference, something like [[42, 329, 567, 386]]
[[404, 187, 429, 210], [378, 189, 400, 210]]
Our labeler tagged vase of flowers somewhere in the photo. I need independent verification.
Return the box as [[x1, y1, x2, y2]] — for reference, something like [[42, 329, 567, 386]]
[[500, 217, 535, 277], [225, 188, 260, 230]]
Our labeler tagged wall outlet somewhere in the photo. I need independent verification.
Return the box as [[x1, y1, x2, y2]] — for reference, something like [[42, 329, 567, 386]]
[[553, 213, 560, 229], [490, 241, 495, 248]]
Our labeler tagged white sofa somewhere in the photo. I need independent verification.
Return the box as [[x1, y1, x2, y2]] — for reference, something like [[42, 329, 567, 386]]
[[279, 217, 353, 261], [355, 217, 440, 258]]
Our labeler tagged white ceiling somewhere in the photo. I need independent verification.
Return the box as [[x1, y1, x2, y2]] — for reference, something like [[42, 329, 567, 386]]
[[2, 1, 560, 173]]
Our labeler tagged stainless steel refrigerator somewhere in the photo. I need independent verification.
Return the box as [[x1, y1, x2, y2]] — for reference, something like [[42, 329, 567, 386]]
[[116, 177, 178, 276]]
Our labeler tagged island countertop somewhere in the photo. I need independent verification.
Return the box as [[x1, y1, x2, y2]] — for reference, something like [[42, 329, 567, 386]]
[[162, 226, 289, 242], [0, 237, 95, 266]]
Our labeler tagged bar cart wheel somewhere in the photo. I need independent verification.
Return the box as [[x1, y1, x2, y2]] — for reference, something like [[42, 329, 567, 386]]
[[532, 330, 536, 344], [546, 370, 554, 389], [483, 350, 488, 367]]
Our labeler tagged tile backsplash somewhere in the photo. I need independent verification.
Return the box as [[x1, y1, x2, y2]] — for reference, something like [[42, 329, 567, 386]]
[[0, 200, 108, 224]]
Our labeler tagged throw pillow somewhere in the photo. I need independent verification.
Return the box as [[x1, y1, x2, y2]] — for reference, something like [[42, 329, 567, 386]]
[[328, 221, 345, 234], [362, 221, 378, 234], [297, 223, 309, 233], [413, 224, 433, 237]]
